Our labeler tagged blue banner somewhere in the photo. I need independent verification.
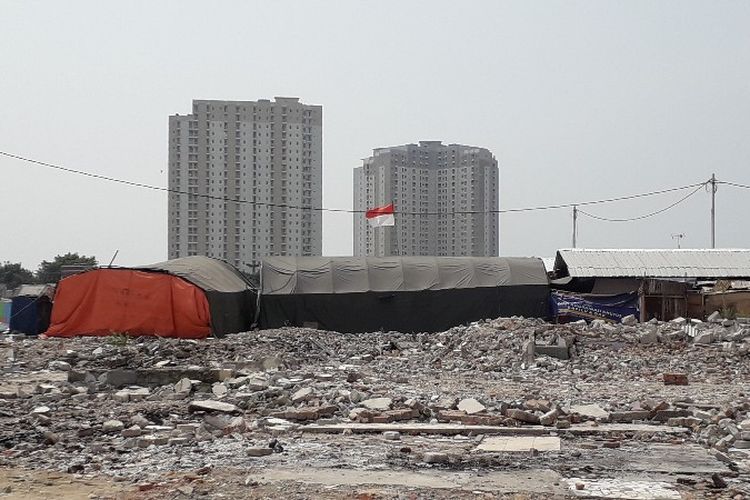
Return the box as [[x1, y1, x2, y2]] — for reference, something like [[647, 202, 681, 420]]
[[552, 292, 639, 322]]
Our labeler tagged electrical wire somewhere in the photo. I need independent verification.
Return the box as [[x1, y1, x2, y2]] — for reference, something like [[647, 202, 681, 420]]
[[719, 180, 750, 190], [577, 183, 705, 222], [0, 149, 709, 217]]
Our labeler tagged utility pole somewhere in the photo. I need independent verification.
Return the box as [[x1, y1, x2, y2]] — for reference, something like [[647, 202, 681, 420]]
[[572, 205, 577, 248], [710, 173, 717, 248], [671, 233, 684, 249]]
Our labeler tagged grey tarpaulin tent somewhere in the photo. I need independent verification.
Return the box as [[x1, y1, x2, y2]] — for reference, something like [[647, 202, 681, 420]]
[[259, 256, 550, 333], [139, 256, 256, 336]]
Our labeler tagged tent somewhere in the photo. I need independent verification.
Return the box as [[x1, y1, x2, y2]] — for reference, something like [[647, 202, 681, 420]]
[[259, 256, 549, 333], [46, 256, 255, 339], [9, 285, 55, 335]]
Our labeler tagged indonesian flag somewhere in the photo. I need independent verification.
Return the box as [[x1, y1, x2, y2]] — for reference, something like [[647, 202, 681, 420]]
[[366, 203, 395, 227]]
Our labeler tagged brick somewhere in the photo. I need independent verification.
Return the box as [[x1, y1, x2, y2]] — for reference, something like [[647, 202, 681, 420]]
[[663, 373, 688, 386], [609, 411, 652, 423]]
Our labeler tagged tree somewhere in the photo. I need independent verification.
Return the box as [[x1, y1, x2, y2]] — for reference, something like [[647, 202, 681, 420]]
[[36, 253, 98, 284], [0, 262, 35, 290]]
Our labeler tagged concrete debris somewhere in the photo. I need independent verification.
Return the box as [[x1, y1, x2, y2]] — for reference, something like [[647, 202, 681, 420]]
[[663, 373, 689, 386], [102, 419, 125, 433], [505, 408, 540, 424], [457, 398, 485, 415], [422, 452, 449, 464], [48, 360, 72, 371], [246, 447, 273, 457], [621, 314, 638, 326], [570, 404, 609, 420], [188, 400, 240, 414], [0, 316, 748, 497], [291, 387, 313, 403], [707, 311, 723, 323], [361, 398, 392, 411]]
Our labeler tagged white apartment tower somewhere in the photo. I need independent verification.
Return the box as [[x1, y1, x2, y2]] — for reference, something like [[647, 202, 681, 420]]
[[353, 141, 499, 257], [168, 98, 322, 272]]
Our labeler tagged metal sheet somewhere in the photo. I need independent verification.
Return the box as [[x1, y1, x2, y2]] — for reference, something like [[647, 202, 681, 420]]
[[555, 249, 750, 278]]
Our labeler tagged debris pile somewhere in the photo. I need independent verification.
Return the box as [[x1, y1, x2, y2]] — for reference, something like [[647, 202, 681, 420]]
[[0, 316, 749, 497]]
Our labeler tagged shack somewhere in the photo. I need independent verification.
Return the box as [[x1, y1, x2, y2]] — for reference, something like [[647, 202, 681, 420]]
[[259, 256, 549, 333], [46, 256, 256, 339], [9, 284, 55, 335], [551, 249, 750, 322]]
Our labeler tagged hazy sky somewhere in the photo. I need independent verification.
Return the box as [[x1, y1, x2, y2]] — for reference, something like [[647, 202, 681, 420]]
[[2, 0, 749, 270]]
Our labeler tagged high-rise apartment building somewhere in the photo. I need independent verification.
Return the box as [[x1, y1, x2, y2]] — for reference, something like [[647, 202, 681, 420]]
[[168, 97, 322, 272], [353, 141, 498, 257]]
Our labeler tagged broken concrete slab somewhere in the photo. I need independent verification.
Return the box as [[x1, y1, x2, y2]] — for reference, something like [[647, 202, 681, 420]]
[[255, 467, 566, 495], [476, 436, 561, 452], [570, 404, 609, 419], [534, 345, 570, 360], [457, 398, 485, 415], [609, 410, 652, 423], [300, 422, 689, 437], [187, 400, 240, 414], [291, 387, 313, 403], [360, 398, 392, 411], [565, 478, 680, 499]]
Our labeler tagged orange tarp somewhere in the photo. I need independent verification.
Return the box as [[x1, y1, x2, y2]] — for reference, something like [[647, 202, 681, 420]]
[[45, 269, 211, 339]]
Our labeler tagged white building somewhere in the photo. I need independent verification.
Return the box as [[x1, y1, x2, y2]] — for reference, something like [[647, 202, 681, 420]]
[[168, 98, 322, 272], [353, 141, 499, 257]]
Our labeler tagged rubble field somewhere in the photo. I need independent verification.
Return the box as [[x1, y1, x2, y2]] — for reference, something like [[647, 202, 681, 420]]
[[1, 316, 749, 499]]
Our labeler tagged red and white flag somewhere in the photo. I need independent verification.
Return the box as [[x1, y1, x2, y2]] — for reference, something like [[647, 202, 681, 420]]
[[366, 203, 395, 227]]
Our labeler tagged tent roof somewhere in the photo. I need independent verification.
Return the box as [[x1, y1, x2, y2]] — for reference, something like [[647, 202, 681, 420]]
[[261, 256, 548, 295], [138, 256, 253, 293], [554, 248, 750, 279]]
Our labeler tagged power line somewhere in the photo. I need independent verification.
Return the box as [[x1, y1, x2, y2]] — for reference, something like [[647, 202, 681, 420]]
[[0, 149, 709, 217], [577, 183, 705, 222], [719, 180, 750, 190]]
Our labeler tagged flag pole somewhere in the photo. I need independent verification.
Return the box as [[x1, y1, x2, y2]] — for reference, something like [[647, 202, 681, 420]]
[[395, 212, 400, 256]]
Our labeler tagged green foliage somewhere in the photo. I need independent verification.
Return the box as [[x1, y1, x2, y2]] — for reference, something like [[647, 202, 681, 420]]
[[35, 252, 98, 284], [107, 332, 129, 346], [0, 261, 35, 290], [719, 305, 737, 320]]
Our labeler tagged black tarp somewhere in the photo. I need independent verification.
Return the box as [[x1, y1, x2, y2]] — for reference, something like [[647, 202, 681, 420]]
[[9, 296, 52, 335], [259, 257, 549, 333]]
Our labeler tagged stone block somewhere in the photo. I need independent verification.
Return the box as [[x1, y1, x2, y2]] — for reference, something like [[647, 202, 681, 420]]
[[505, 408, 540, 424], [247, 447, 273, 457], [534, 345, 570, 360]]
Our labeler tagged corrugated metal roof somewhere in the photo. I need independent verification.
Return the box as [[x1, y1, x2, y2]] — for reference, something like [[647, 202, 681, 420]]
[[13, 284, 55, 298], [541, 258, 556, 272], [555, 249, 750, 278]]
